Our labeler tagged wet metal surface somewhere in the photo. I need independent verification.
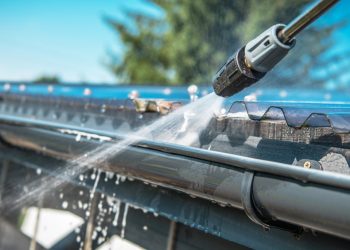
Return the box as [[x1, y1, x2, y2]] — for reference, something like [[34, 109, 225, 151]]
[[1, 125, 350, 240], [1, 83, 350, 244], [0, 144, 349, 250]]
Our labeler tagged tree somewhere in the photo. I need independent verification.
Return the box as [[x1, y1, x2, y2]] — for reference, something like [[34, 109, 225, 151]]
[[34, 75, 61, 84], [106, 0, 339, 86]]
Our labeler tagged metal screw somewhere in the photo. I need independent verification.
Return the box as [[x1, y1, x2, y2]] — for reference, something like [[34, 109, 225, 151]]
[[19, 84, 26, 92], [128, 90, 139, 99], [187, 84, 198, 102], [83, 88, 92, 96], [48, 85, 54, 93], [304, 161, 311, 169], [4, 83, 11, 91]]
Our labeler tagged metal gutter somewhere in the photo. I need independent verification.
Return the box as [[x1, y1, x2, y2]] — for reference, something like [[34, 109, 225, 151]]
[[2, 144, 349, 250], [0, 123, 350, 240], [0, 113, 349, 190]]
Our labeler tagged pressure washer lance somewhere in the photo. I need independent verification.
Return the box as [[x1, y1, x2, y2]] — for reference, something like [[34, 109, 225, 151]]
[[212, 0, 338, 97]]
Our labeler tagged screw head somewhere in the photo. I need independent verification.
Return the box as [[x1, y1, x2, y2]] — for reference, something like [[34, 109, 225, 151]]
[[83, 88, 91, 96], [4, 83, 11, 91], [304, 161, 311, 169], [128, 90, 139, 99], [48, 85, 54, 93], [187, 84, 198, 95], [19, 84, 26, 92]]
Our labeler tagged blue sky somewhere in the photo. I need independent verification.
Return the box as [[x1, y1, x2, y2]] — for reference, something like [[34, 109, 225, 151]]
[[0, 0, 161, 83], [0, 1, 348, 84]]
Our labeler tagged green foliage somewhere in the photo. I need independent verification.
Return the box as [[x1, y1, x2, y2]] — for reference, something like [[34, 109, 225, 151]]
[[34, 75, 61, 84], [106, 0, 338, 86], [107, 15, 171, 84]]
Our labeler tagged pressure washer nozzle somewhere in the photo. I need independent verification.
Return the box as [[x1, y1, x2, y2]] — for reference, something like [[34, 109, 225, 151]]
[[212, 0, 338, 98]]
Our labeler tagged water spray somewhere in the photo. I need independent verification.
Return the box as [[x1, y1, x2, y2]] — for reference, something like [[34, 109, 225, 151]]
[[212, 0, 338, 97]]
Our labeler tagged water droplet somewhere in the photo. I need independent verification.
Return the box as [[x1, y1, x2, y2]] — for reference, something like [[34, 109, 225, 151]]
[[79, 190, 84, 196], [59, 193, 64, 199], [97, 237, 105, 245], [102, 227, 108, 237], [115, 175, 120, 185], [76, 236, 81, 243], [106, 172, 114, 179], [120, 175, 126, 182], [90, 169, 101, 199], [101, 104, 106, 113], [36, 168, 42, 175], [75, 134, 81, 142], [62, 201, 68, 209], [121, 204, 129, 238], [143, 225, 148, 231], [79, 174, 84, 181], [75, 227, 81, 234]]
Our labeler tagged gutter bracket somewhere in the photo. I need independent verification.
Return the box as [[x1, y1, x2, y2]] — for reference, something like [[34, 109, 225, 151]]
[[241, 170, 270, 230], [241, 171, 304, 236]]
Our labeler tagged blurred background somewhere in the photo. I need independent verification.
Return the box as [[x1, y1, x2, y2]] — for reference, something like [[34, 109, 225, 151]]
[[0, 0, 349, 90]]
